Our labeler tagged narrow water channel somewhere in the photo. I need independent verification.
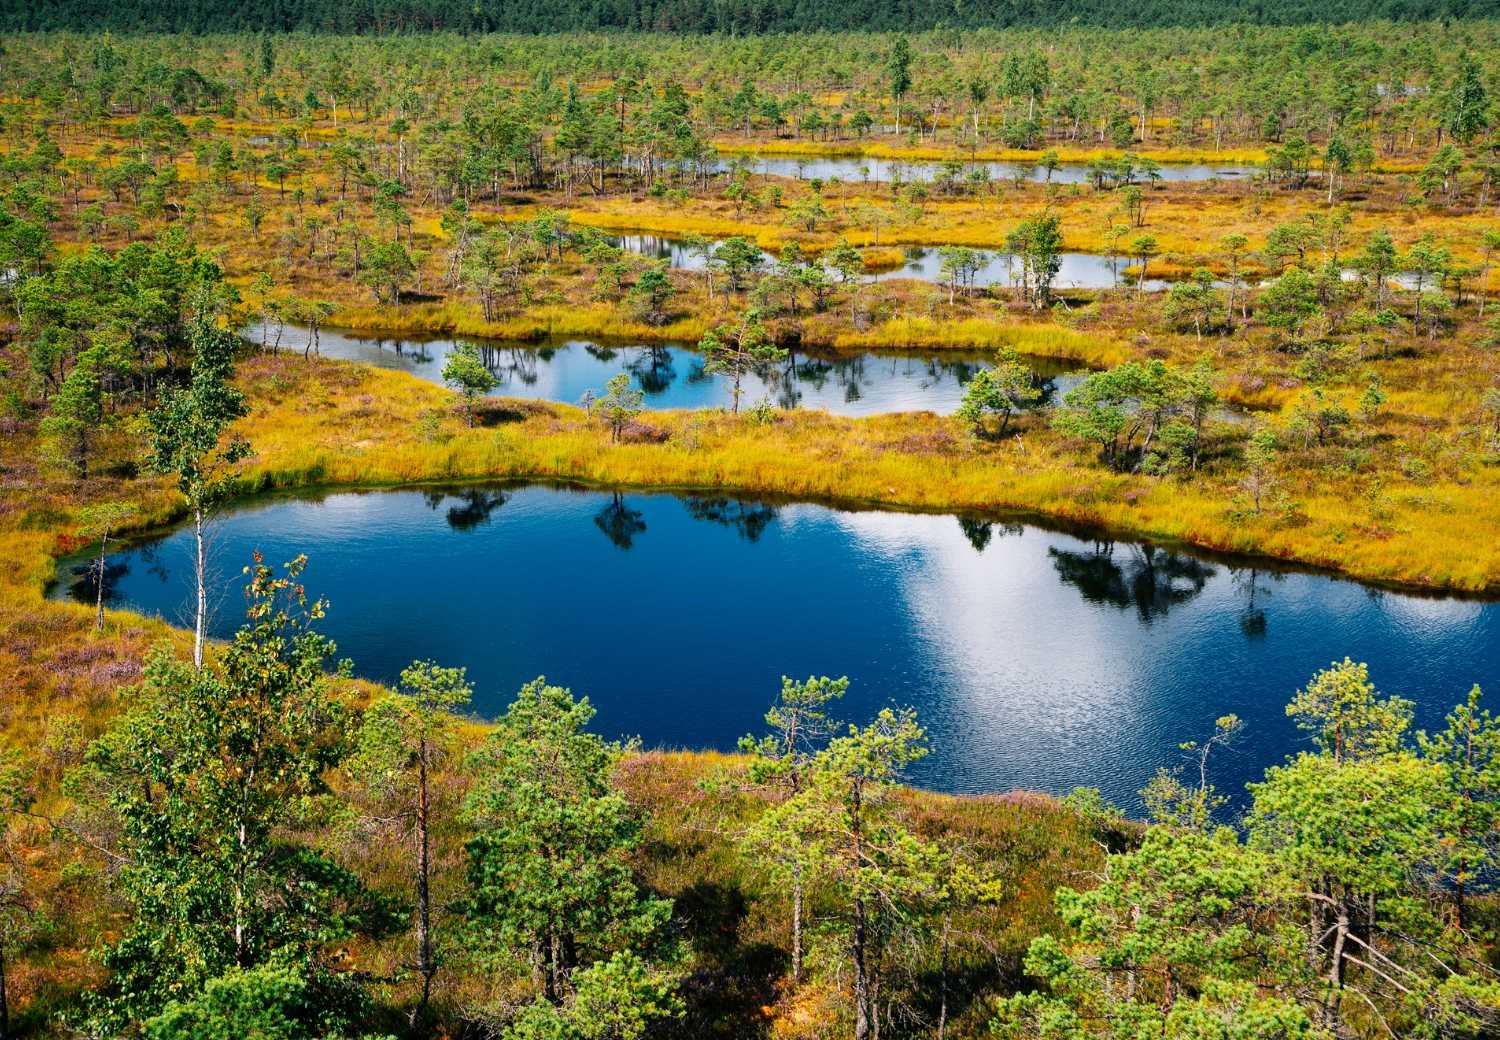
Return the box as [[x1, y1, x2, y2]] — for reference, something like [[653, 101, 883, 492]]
[[246, 324, 1086, 416], [713, 153, 1254, 185], [610, 232, 1180, 290]]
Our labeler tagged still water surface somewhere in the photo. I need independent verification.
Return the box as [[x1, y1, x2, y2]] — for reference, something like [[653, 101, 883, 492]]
[[611, 234, 1424, 294], [249, 325, 1083, 416], [243, 130, 1246, 185], [52, 484, 1498, 809], [713, 154, 1252, 185], [612, 233, 1173, 290]]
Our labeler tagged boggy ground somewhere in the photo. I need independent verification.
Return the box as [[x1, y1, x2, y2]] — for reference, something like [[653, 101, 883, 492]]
[[0, 358, 1117, 1038], [3, 307, 1498, 1034], [4, 343, 1495, 1029]]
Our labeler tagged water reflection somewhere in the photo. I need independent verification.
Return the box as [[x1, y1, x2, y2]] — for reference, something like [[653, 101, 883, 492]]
[[609, 234, 1181, 292], [52, 484, 1498, 809], [1048, 542, 1215, 623], [683, 496, 780, 542], [426, 488, 509, 531], [864, 245, 1190, 292], [1232, 566, 1284, 638], [249, 323, 1081, 417], [711, 154, 1250, 185], [956, 516, 1024, 553], [65, 558, 132, 606], [594, 492, 648, 550], [626, 345, 678, 395], [63, 543, 165, 608], [610, 232, 1416, 296]]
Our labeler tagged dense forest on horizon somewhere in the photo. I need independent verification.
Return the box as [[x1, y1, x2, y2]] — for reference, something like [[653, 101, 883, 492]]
[[3, 0, 1499, 33]]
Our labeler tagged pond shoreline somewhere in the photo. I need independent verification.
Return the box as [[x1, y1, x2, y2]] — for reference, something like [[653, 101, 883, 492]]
[[13, 353, 1498, 654], [242, 322, 1091, 418], [35, 381, 1500, 603], [47, 473, 1500, 606], [318, 304, 1128, 367]]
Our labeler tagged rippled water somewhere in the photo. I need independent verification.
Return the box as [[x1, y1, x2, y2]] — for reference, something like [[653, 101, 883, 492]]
[[50, 484, 1499, 809], [246, 325, 1084, 416]]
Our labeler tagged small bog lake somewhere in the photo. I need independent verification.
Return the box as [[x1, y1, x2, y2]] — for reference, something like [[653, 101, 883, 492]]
[[248, 325, 1083, 416], [52, 484, 1499, 809], [714, 153, 1252, 185], [611, 233, 1175, 290]]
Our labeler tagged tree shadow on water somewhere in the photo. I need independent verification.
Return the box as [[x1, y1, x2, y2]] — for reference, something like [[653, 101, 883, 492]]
[[1231, 565, 1285, 638], [682, 497, 780, 543], [628, 346, 677, 395], [957, 516, 1025, 553], [423, 488, 509, 531], [65, 559, 131, 605], [1049, 542, 1215, 623], [594, 492, 647, 550]]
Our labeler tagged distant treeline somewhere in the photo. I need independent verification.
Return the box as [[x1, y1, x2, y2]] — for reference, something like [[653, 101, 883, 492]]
[[2, 0, 1497, 33]]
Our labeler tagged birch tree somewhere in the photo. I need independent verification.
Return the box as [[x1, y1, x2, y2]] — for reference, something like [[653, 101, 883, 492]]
[[145, 308, 249, 670], [78, 557, 384, 1033]]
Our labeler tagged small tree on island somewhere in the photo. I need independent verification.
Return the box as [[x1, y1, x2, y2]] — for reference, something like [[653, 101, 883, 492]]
[[956, 347, 1043, 437], [700, 310, 785, 414], [1006, 212, 1064, 311], [595, 372, 644, 442], [1131, 234, 1159, 297], [441, 343, 496, 426], [825, 239, 866, 319], [714, 236, 763, 293], [628, 262, 675, 326]]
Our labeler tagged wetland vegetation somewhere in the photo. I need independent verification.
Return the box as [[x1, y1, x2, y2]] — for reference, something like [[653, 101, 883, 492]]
[[1, 14, 1499, 1040]]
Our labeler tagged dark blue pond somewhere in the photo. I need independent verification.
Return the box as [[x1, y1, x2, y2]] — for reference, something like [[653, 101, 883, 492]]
[[248, 325, 1082, 417], [51, 484, 1498, 810]]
